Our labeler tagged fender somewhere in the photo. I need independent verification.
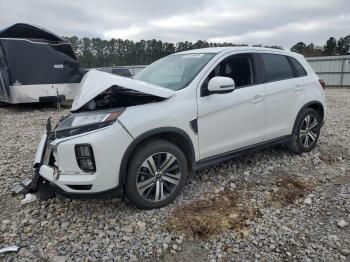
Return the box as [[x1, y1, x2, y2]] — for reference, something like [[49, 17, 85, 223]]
[[118, 127, 196, 190]]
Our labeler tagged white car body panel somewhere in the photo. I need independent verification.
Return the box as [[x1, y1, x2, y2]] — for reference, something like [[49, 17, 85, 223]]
[[197, 85, 266, 158], [38, 122, 133, 193], [264, 77, 305, 140], [33, 133, 47, 165], [301, 57, 327, 118], [196, 50, 266, 158], [118, 87, 199, 160], [33, 47, 326, 195]]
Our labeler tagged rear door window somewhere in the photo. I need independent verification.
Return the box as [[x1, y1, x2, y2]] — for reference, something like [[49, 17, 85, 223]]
[[261, 54, 294, 81]]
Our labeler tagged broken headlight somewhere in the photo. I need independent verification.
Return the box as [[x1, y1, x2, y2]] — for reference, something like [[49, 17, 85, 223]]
[[55, 110, 124, 139]]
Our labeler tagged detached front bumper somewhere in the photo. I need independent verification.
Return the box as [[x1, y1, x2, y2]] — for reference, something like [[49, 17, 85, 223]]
[[31, 121, 133, 196]]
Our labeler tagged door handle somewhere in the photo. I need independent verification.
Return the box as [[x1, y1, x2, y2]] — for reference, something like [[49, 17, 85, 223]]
[[251, 95, 263, 103], [293, 84, 303, 92]]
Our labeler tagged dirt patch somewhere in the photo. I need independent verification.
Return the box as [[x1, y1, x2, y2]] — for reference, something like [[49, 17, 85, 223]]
[[319, 152, 338, 164], [166, 190, 259, 239], [319, 144, 350, 165], [167, 173, 314, 239], [271, 176, 312, 207]]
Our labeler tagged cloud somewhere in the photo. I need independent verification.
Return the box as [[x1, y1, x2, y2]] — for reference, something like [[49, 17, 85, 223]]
[[208, 14, 350, 46], [104, 26, 142, 39], [151, 15, 208, 29], [0, 0, 349, 48]]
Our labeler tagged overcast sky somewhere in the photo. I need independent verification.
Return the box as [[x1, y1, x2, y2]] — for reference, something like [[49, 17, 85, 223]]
[[1, 0, 349, 48]]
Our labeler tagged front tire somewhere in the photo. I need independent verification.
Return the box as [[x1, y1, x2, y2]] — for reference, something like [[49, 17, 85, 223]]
[[125, 140, 188, 209], [288, 108, 321, 154]]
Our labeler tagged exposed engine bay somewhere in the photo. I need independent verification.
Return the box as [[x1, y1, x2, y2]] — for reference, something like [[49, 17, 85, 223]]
[[78, 85, 166, 111]]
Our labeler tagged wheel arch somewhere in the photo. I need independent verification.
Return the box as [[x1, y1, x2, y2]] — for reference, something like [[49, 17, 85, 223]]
[[118, 127, 196, 189], [292, 101, 324, 133]]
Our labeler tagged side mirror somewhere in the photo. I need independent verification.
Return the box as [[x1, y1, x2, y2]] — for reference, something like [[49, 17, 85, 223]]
[[207, 76, 235, 93]]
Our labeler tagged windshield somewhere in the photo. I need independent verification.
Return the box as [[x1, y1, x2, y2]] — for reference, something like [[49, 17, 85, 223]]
[[134, 53, 216, 91]]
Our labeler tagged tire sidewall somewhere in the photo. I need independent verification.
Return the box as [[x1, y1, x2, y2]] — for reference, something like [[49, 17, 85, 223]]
[[125, 140, 188, 209], [295, 108, 321, 152]]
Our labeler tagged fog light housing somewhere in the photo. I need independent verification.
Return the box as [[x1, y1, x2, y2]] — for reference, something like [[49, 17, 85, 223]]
[[75, 144, 96, 172]]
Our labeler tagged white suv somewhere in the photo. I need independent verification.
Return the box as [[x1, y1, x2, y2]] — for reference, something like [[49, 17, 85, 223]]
[[32, 47, 326, 209]]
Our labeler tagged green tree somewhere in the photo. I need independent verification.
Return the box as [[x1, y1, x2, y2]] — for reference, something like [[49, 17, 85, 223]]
[[323, 37, 337, 56], [337, 35, 350, 55], [290, 42, 307, 54], [64, 34, 350, 68]]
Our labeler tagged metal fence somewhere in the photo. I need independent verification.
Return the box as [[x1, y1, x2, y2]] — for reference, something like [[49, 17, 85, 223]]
[[306, 55, 350, 88]]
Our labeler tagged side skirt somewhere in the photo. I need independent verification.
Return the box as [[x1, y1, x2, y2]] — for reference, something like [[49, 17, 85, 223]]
[[193, 135, 292, 171]]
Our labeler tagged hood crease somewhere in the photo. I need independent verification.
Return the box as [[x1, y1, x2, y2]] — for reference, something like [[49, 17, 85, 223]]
[[71, 69, 175, 111]]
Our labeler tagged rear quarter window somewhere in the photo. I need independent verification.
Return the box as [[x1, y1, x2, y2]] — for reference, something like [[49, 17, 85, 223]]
[[289, 57, 307, 77], [261, 54, 294, 82]]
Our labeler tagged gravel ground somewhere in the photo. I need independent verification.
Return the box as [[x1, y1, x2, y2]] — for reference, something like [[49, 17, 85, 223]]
[[0, 88, 350, 261]]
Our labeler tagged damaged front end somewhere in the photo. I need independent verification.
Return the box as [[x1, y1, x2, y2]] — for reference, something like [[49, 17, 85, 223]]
[[13, 69, 174, 198], [77, 85, 165, 112], [13, 117, 56, 198]]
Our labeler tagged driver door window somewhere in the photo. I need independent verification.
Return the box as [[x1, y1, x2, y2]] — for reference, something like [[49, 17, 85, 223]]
[[202, 55, 254, 96]]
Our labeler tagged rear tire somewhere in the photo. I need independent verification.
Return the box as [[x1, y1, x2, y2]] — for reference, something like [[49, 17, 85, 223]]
[[125, 139, 188, 209], [288, 108, 321, 154]]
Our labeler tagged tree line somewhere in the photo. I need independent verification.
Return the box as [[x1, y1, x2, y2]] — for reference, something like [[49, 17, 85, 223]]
[[290, 35, 350, 57], [64, 35, 349, 68]]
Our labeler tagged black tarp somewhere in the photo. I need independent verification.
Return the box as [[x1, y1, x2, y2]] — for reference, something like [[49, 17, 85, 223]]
[[0, 23, 64, 42], [0, 23, 84, 87]]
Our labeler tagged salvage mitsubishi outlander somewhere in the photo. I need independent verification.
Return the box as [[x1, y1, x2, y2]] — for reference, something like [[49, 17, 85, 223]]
[[28, 47, 326, 209]]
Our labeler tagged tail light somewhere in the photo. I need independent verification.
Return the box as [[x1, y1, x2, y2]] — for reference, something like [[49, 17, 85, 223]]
[[319, 79, 326, 89], [75, 144, 96, 172]]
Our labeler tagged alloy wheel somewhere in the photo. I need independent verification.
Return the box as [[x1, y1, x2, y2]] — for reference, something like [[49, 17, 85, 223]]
[[136, 152, 181, 202], [299, 114, 318, 148]]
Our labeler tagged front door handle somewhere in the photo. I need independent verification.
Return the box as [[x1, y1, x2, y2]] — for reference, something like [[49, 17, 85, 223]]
[[251, 95, 263, 103]]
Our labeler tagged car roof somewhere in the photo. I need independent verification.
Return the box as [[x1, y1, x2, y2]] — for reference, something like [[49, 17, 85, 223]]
[[175, 46, 301, 58]]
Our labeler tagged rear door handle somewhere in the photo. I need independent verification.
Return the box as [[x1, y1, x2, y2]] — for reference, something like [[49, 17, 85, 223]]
[[251, 95, 263, 103]]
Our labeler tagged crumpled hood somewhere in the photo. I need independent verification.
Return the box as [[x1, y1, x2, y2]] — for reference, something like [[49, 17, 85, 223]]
[[71, 69, 175, 111]]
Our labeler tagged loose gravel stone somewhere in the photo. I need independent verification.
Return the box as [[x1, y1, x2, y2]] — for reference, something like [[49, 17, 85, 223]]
[[340, 248, 350, 256], [304, 197, 312, 205], [337, 219, 349, 228]]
